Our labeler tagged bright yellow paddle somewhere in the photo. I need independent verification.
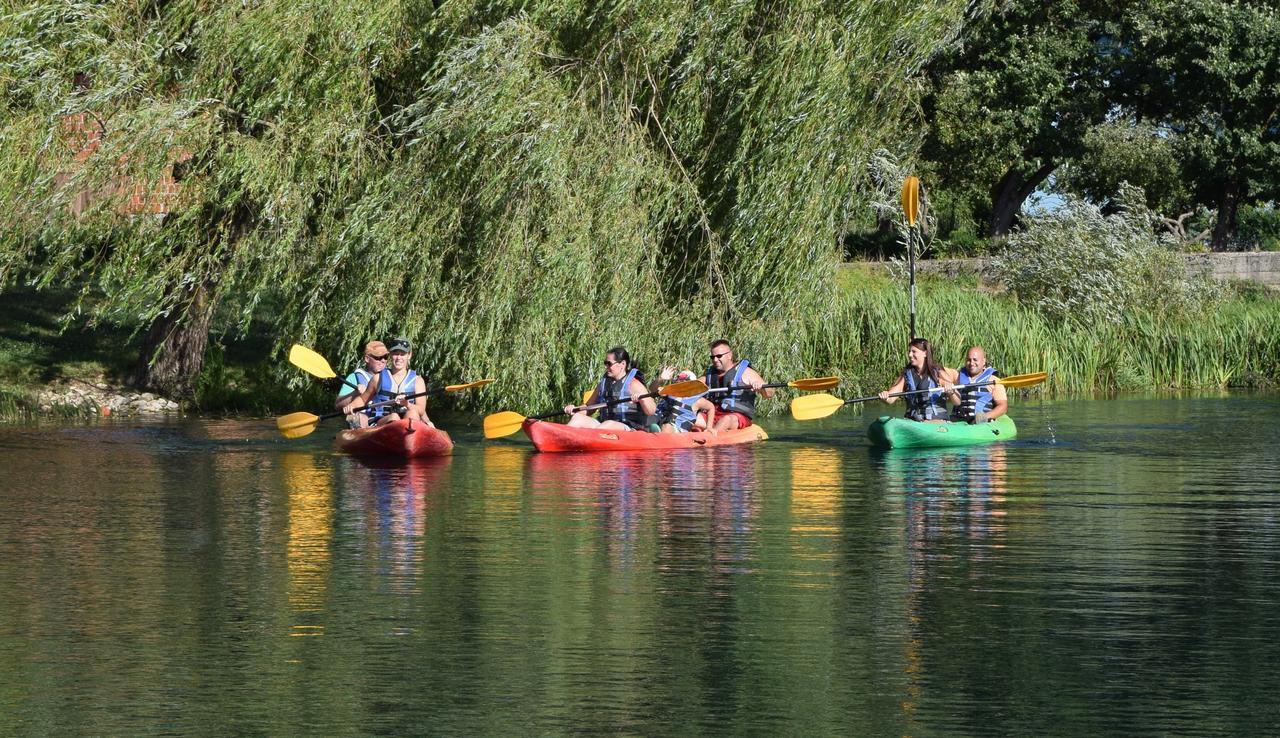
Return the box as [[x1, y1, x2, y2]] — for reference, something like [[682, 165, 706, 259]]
[[289, 343, 339, 380], [277, 379, 495, 439], [484, 379, 709, 440], [791, 372, 1048, 421]]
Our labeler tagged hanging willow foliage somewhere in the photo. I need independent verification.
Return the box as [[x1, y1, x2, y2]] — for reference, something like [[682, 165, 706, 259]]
[[0, 0, 970, 409]]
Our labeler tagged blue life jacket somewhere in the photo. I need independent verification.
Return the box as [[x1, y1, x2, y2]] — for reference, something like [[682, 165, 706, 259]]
[[658, 393, 703, 432], [952, 366, 997, 421], [597, 368, 647, 429], [339, 367, 374, 400], [903, 369, 947, 421], [372, 367, 420, 419], [705, 359, 756, 418]]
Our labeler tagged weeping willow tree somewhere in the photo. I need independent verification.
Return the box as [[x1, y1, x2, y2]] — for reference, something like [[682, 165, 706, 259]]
[[0, 0, 969, 407]]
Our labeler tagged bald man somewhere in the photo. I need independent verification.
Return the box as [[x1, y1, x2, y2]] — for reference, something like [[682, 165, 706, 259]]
[[947, 346, 1008, 424]]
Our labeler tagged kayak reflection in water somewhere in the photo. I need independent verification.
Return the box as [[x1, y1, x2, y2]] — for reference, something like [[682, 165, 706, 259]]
[[947, 346, 1008, 425], [877, 337, 958, 423], [356, 337, 435, 428], [651, 367, 717, 434], [565, 346, 657, 432]]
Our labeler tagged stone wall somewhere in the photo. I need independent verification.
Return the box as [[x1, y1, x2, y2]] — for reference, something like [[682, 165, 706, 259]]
[[847, 252, 1280, 290], [1183, 252, 1280, 288]]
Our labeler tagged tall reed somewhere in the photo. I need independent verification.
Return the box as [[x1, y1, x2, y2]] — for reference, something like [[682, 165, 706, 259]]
[[798, 271, 1280, 409]]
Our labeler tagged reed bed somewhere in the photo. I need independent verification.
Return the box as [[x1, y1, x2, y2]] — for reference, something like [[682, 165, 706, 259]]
[[798, 273, 1280, 406]]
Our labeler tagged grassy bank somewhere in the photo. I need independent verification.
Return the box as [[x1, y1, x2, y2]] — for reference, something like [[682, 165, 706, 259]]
[[0, 287, 327, 421], [2, 274, 1277, 423], [813, 271, 1280, 397]]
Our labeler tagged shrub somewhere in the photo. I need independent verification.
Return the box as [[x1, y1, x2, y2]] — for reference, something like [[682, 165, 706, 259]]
[[993, 187, 1223, 326]]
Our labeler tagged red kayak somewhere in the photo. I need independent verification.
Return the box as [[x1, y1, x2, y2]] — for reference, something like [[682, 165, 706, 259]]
[[522, 419, 768, 453], [334, 418, 454, 458]]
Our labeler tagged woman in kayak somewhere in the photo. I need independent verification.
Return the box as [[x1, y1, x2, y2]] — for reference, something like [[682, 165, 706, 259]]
[[878, 337, 958, 422], [652, 367, 717, 434], [358, 337, 435, 428], [565, 347, 657, 431]]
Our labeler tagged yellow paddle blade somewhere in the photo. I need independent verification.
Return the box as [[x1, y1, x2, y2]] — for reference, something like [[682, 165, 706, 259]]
[[445, 379, 495, 392], [902, 176, 921, 227], [582, 389, 594, 405], [788, 376, 840, 391], [790, 393, 847, 421], [483, 411, 529, 440], [277, 411, 322, 439], [289, 344, 337, 380], [997, 371, 1048, 388], [659, 379, 708, 398]]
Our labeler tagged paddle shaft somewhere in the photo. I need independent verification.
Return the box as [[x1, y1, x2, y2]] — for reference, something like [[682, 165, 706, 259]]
[[560, 389, 666, 418], [323, 384, 461, 421], [705, 382, 784, 394], [845, 378, 1002, 406]]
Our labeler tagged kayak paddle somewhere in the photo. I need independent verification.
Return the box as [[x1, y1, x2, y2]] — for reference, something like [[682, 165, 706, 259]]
[[790, 371, 1048, 421], [277, 379, 494, 439], [483, 379, 709, 440], [704, 375, 840, 394], [289, 343, 365, 393]]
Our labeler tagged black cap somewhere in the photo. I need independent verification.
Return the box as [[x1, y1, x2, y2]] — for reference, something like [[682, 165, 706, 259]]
[[387, 337, 411, 353]]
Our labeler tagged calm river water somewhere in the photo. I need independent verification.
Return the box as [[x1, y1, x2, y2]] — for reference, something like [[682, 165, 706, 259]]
[[2, 394, 1279, 735]]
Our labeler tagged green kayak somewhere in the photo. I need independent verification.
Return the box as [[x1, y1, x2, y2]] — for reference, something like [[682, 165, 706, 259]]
[[867, 414, 1017, 449]]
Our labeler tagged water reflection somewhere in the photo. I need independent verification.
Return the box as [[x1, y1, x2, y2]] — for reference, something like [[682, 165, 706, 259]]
[[282, 452, 332, 637], [343, 457, 450, 600], [4, 395, 1280, 735], [871, 444, 1016, 733], [880, 444, 1011, 554]]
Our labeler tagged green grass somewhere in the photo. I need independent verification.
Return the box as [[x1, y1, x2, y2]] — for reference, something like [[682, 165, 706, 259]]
[[817, 273, 1280, 397], [0, 285, 328, 420], [0, 287, 140, 418]]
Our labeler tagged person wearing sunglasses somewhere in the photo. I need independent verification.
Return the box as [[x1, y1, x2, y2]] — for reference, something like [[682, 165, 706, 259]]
[[704, 339, 773, 431], [356, 337, 435, 427], [565, 346, 657, 431], [335, 339, 390, 428]]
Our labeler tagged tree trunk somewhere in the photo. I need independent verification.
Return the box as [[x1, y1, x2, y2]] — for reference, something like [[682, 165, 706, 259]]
[[987, 161, 1056, 238], [1210, 179, 1241, 251], [131, 279, 219, 400]]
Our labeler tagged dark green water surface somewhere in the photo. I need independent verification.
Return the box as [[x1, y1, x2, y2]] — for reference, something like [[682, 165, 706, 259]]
[[2, 394, 1279, 735]]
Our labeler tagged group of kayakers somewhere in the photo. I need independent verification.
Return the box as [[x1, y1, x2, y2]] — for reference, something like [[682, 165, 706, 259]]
[[879, 337, 1008, 424], [333, 334, 1004, 433], [562, 340, 774, 435]]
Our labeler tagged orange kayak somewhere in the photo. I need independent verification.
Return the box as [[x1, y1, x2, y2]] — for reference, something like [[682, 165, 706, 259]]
[[522, 419, 767, 453], [334, 418, 454, 458]]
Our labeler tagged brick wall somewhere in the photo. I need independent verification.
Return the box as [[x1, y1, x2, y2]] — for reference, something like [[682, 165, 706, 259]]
[[59, 113, 186, 217]]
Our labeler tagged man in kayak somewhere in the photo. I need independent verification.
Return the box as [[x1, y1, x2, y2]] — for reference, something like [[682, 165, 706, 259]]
[[878, 337, 958, 422], [652, 367, 717, 433], [335, 339, 389, 428], [357, 337, 435, 427], [565, 346, 658, 431], [946, 346, 1008, 424], [705, 340, 773, 431]]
